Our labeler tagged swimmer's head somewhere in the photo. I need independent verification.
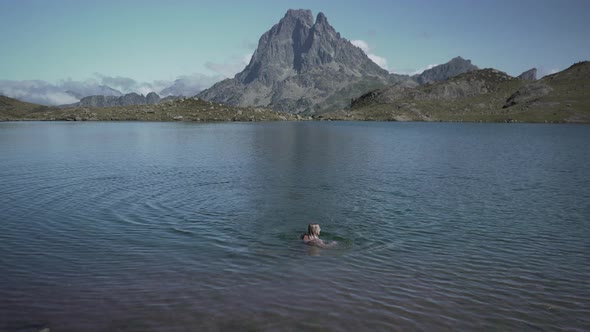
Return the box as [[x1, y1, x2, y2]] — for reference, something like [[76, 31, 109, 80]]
[[308, 223, 321, 237]]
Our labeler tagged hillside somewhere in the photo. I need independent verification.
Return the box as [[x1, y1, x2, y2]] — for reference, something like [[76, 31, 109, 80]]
[[0, 95, 58, 119], [501, 61, 590, 122], [0, 96, 307, 122], [414, 56, 479, 84], [322, 62, 590, 123]]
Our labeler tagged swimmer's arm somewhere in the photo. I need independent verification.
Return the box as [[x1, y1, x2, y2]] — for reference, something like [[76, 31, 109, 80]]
[[309, 238, 337, 248]]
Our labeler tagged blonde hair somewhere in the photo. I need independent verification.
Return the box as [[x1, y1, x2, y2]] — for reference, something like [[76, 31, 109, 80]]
[[307, 223, 321, 237]]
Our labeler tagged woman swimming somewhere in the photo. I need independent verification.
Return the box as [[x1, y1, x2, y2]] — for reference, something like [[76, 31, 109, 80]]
[[301, 223, 335, 248]]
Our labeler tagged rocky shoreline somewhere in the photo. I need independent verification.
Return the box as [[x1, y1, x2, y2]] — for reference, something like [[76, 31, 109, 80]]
[[0, 97, 311, 123]]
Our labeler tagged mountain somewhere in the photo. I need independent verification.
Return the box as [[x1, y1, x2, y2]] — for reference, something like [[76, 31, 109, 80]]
[[3, 62, 588, 123], [351, 68, 519, 110], [198, 9, 405, 114], [414, 56, 479, 84], [146, 92, 160, 104], [322, 61, 590, 123], [517, 68, 537, 81], [76, 92, 161, 107], [502, 61, 590, 120]]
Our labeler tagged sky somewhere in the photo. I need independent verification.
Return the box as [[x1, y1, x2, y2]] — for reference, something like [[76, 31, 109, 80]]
[[1, 0, 589, 104]]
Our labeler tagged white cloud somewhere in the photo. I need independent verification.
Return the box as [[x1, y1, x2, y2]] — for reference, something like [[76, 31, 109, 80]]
[[392, 64, 439, 76], [351, 39, 389, 71], [351, 40, 370, 53], [0, 72, 225, 105], [59, 77, 123, 98], [93, 74, 136, 92], [0, 80, 79, 105], [367, 54, 388, 70], [159, 73, 223, 97], [206, 53, 253, 78]]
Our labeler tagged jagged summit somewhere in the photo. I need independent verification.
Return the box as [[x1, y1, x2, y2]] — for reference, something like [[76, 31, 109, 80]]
[[517, 68, 537, 80], [286, 9, 314, 24], [415, 56, 479, 84], [199, 9, 395, 113], [235, 9, 386, 84]]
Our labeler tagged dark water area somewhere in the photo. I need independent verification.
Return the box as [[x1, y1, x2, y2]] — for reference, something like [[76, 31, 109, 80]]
[[1, 121, 589, 331]]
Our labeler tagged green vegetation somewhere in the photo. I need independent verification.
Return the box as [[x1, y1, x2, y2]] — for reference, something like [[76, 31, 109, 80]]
[[0, 96, 57, 119], [321, 62, 590, 123], [0, 97, 309, 122], [504, 61, 590, 123], [2, 62, 588, 124]]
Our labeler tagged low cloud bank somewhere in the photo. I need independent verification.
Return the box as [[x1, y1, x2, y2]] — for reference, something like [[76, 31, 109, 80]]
[[159, 74, 223, 97], [0, 73, 223, 106], [0, 80, 79, 105]]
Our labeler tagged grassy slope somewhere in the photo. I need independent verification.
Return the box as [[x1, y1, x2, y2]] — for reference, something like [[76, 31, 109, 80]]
[[505, 61, 590, 123], [322, 62, 590, 123], [0, 95, 58, 119], [0, 97, 307, 122], [3, 62, 588, 123]]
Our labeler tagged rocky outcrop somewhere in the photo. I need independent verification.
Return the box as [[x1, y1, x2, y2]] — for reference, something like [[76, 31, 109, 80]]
[[517, 68, 537, 80], [78, 92, 162, 107], [503, 82, 552, 108], [79, 95, 121, 107], [198, 9, 402, 114], [353, 68, 514, 108], [146, 92, 160, 104], [120, 92, 145, 105], [415, 57, 479, 84]]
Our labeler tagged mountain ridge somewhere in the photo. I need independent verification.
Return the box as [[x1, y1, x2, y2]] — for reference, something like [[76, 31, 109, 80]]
[[2, 62, 588, 123], [414, 56, 479, 84], [198, 9, 406, 114], [322, 61, 590, 123]]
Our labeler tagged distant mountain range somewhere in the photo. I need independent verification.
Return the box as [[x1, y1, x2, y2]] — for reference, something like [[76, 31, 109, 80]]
[[64, 92, 161, 108], [1, 61, 587, 123], [1, 8, 587, 122], [0, 9, 541, 112]]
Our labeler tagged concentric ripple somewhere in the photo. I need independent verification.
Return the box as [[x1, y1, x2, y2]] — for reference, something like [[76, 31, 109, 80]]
[[1, 121, 589, 332]]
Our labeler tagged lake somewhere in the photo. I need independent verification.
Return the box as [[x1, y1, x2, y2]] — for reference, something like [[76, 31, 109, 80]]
[[1, 121, 589, 331]]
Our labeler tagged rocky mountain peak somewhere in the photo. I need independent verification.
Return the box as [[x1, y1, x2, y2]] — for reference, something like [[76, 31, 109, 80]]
[[284, 9, 314, 26], [416, 56, 479, 84], [200, 9, 394, 113], [315, 12, 329, 25], [146, 92, 161, 104], [235, 9, 316, 85], [517, 68, 537, 80], [450, 56, 470, 64]]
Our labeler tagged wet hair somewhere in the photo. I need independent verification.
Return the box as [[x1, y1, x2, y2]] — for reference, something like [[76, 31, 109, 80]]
[[307, 223, 321, 237]]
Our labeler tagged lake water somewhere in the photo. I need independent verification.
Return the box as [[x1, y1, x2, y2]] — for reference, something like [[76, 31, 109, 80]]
[[1, 121, 589, 331]]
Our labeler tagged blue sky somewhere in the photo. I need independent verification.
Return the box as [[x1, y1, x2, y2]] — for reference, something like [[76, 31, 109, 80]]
[[0, 0, 588, 103]]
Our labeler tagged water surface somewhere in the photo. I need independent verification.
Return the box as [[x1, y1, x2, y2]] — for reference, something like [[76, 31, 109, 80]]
[[1, 121, 589, 331]]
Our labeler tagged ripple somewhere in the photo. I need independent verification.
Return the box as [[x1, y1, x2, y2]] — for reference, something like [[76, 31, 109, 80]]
[[2, 122, 590, 331]]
